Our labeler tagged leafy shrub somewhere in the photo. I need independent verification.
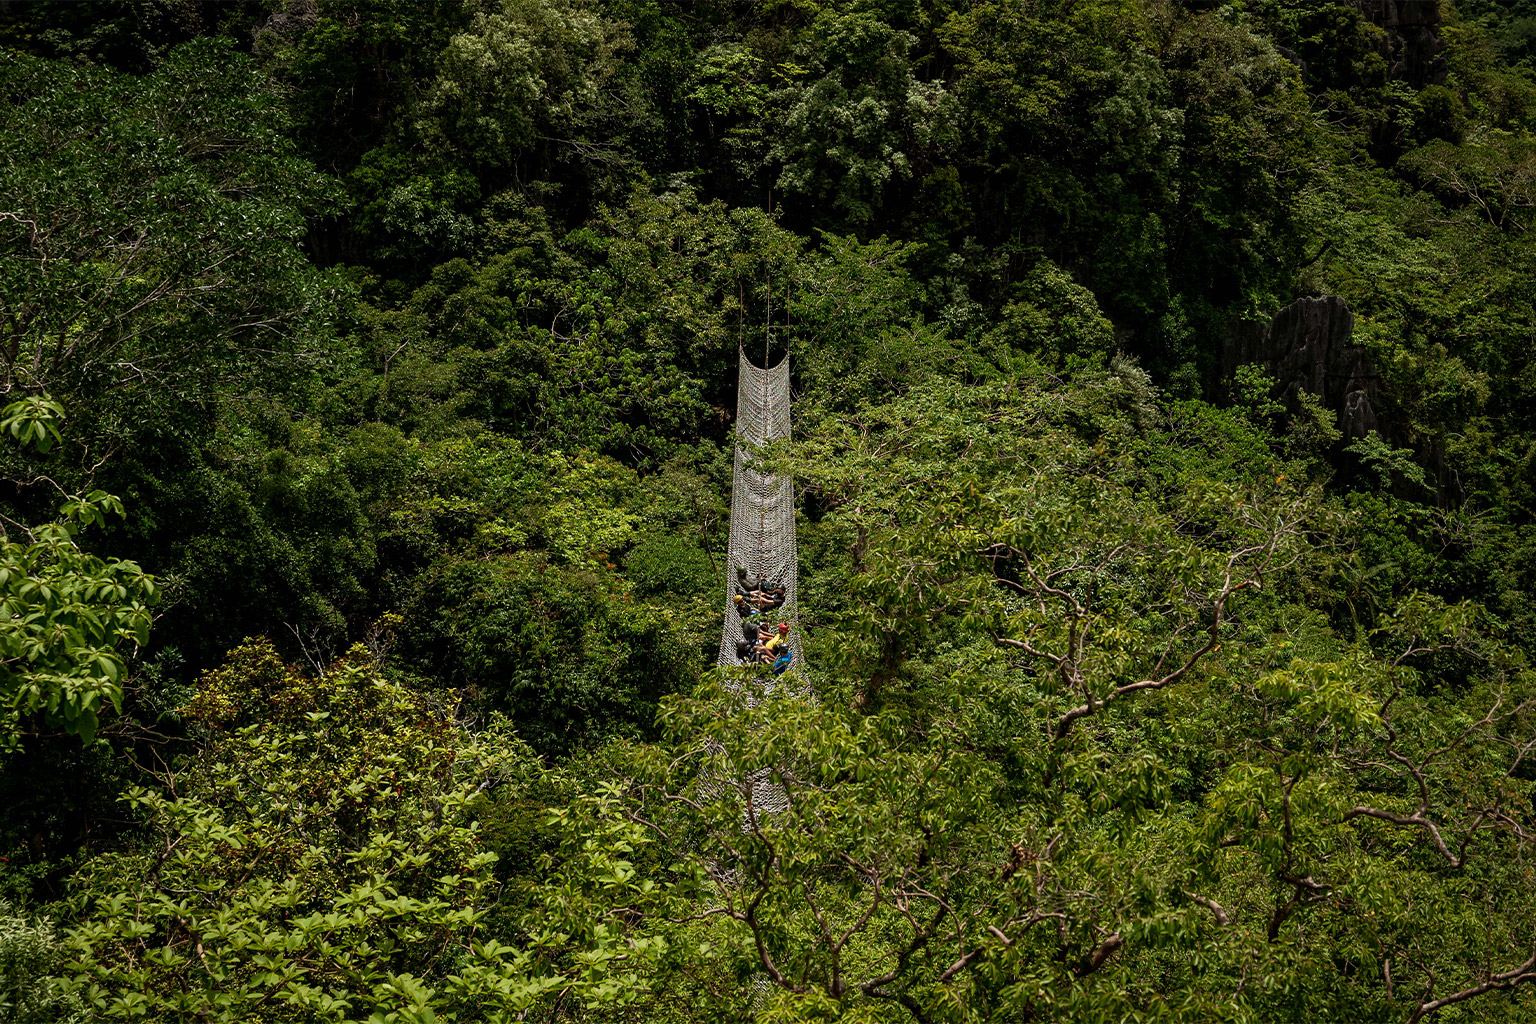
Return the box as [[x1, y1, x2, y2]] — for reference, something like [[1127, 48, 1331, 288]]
[[403, 554, 698, 754], [61, 640, 664, 1021], [624, 532, 714, 597], [0, 900, 82, 1023]]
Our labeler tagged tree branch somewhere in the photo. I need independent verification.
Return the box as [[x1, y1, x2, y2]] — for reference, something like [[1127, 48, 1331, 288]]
[[1409, 949, 1536, 1023]]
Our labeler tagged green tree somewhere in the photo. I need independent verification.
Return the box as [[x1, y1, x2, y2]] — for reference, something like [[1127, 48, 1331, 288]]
[[62, 640, 665, 1021], [0, 38, 338, 411], [590, 366, 1536, 1023], [0, 398, 155, 746], [417, 0, 645, 189], [404, 551, 698, 756], [768, 9, 958, 232], [0, 899, 83, 1022]]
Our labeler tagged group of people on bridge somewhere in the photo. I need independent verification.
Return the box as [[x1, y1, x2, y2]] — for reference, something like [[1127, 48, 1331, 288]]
[[731, 567, 793, 675]]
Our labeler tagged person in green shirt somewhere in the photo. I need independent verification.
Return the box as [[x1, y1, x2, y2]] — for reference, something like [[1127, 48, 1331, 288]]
[[734, 566, 764, 599]]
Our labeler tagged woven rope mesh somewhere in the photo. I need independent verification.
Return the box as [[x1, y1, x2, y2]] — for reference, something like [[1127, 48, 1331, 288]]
[[704, 347, 801, 820], [717, 348, 802, 693], [691, 348, 801, 1013]]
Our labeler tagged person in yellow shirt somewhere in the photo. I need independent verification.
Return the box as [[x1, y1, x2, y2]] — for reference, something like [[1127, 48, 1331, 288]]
[[758, 623, 790, 663]]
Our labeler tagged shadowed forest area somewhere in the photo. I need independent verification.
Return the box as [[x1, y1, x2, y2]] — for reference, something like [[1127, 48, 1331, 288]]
[[6, 0, 1536, 1019]]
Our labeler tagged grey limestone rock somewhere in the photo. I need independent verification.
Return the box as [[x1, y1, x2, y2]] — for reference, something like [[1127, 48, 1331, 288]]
[[1354, 0, 1447, 89], [1221, 295, 1380, 440]]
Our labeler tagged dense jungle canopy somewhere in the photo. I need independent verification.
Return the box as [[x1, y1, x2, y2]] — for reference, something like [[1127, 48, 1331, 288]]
[[6, 0, 1536, 1020]]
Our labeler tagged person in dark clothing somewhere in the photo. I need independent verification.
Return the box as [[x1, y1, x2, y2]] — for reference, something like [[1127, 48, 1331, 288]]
[[735, 567, 764, 599], [746, 585, 783, 612], [745, 624, 768, 662], [740, 619, 774, 664], [735, 594, 766, 640]]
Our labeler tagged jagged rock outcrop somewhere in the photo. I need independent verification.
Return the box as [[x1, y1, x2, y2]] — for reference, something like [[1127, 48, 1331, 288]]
[[1354, 0, 1446, 89], [1221, 295, 1380, 439]]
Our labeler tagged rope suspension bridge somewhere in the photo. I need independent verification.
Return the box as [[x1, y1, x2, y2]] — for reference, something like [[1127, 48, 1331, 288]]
[[717, 345, 801, 692], [700, 341, 802, 831]]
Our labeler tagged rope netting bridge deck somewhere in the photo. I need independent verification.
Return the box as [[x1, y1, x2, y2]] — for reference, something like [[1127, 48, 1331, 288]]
[[718, 347, 802, 691], [701, 346, 801, 917]]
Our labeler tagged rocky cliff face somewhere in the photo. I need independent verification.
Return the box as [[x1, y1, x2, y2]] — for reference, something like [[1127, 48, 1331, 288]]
[[1223, 296, 1466, 503], [1221, 295, 1381, 439], [1354, 0, 1447, 88]]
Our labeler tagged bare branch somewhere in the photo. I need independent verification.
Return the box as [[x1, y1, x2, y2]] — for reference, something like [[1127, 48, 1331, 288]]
[[1409, 949, 1536, 1023], [1186, 892, 1231, 926]]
